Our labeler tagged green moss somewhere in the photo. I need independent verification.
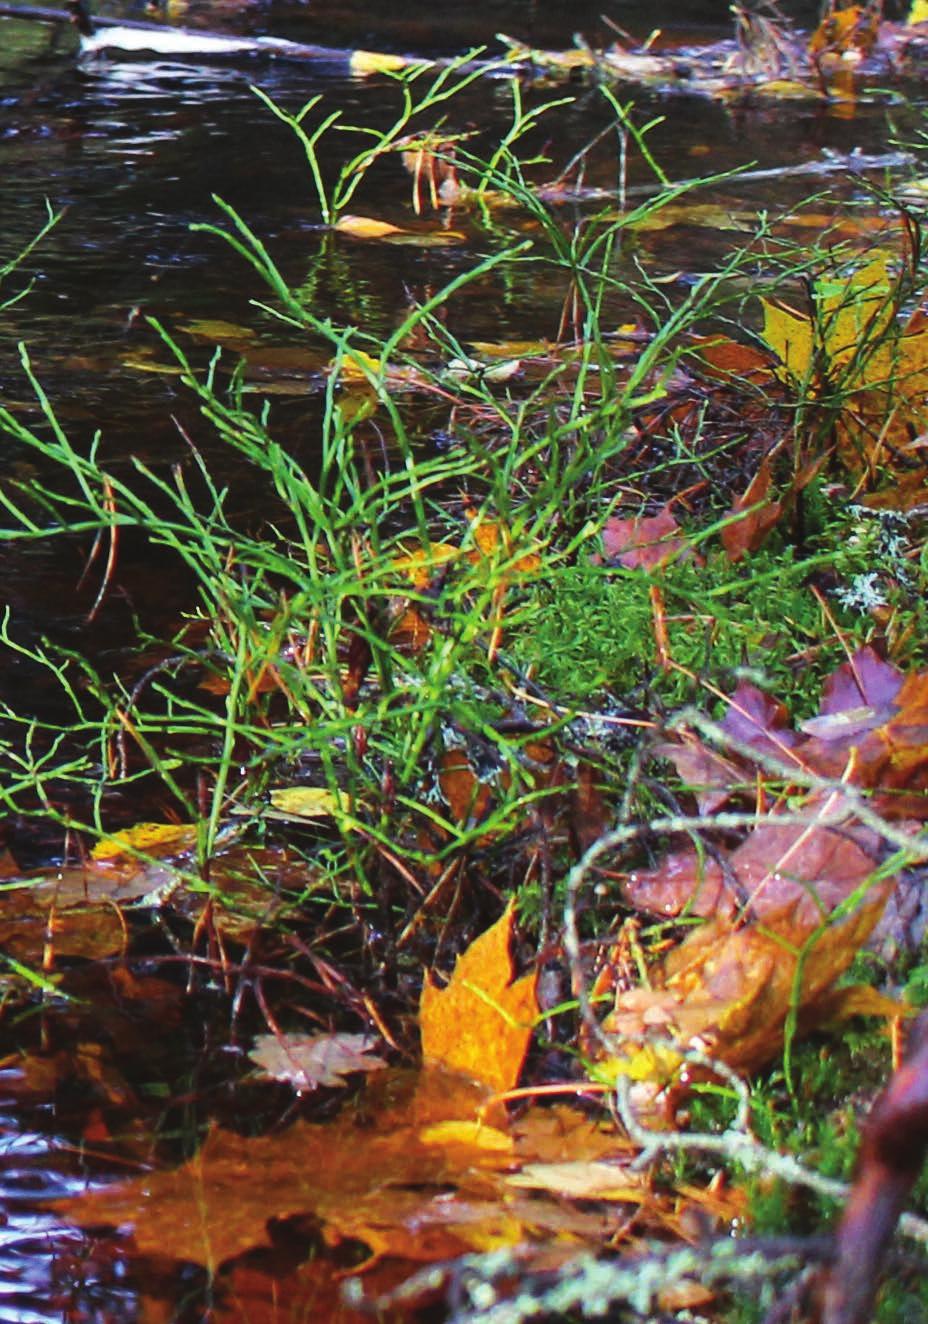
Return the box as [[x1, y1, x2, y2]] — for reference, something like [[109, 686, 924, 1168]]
[[512, 545, 851, 711]]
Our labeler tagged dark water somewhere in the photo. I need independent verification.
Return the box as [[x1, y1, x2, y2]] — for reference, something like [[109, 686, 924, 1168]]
[[0, 2, 927, 1319]]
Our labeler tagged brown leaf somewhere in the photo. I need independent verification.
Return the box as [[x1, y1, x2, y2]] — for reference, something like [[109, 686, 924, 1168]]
[[721, 458, 783, 562], [436, 747, 494, 825], [624, 850, 736, 920], [419, 901, 539, 1092], [689, 334, 774, 383], [604, 886, 892, 1074]]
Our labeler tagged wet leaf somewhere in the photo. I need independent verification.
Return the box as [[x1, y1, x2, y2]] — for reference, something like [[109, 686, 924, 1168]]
[[91, 822, 197, 862], [266, 786, 349, 821], [690, 334, 773, 382], [349, 49, 415, 76], [419, 900, 539, 1091], [626, 203, 753, 234], [333, 214, 464, 247], [334, 214, 406, 239], [444, 355, 522, 384], [249, 1032, 387, 1090], [54, 1070, 636, 1272], [178, 318, 257, 347]]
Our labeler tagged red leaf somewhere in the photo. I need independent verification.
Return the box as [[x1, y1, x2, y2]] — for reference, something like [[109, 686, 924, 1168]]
[[818, 646, 903, 717], [720, 681, 801, 763], [600, 504, 690, 570]]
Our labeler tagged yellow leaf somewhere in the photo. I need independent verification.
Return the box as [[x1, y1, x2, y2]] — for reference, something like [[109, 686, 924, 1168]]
[[92, 823, 196, 861], [465, 511, 543, 575], [178, 319, 257, 345], [911, 0, 928, 22], [267, 787, 349, 820], [468, 339, 553, 357], [334, 215, 406, 239], [591, 1042, 683, 1087], [809, 5, 877, 55], [349, 49, 414, 76], [760, 296, 815, 384], [335, 347, 382, 382], [389, 540, 460, 589], [419, 900, 539, 1092], [817, 256, 894, 367], [418, 1120, 514, 1152], [760, 256, 896, 390]]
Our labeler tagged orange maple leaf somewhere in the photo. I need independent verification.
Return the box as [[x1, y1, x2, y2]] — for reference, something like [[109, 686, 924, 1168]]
[[419, 900, 539, 1092]]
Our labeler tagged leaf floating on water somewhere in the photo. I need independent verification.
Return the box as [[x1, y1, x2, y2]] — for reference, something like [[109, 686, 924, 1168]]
[[444, 355, 522, 384], [249, 1032, 387, 1090], [334, 214, 407, 239], [177, 318, 257, 348], [266, 786, 350, 821], [334, 214, 466, 247], [349, 49, 418, 76], [92, 823, 197, 862]]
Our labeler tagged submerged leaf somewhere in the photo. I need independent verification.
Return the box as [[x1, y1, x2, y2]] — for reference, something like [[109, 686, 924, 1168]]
[[249, 1033, 387, 1090]]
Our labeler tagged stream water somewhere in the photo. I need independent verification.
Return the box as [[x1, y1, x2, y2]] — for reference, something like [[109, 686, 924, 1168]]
[[1, 1, 927, 1319]]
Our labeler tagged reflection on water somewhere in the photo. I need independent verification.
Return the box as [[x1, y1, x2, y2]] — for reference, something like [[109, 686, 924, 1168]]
[[0, 2, 926, 1317]]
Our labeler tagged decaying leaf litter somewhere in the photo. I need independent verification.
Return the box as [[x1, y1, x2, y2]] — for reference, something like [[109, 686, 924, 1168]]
[[4, 1, 928, 1321]]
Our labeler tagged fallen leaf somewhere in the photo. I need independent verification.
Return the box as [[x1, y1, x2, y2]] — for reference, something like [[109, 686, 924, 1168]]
[[349, 49, 414, 76], [605, 886, 893, 1075], [505, 1159, 648, 1201], [266, 786, 350, 821], [249, 1033, 387, 1090], [91, 822, 197, 862], [419, 900, 539, 1092], [334, 215, 406, 239], [599, 504, 690, 570], [721, 458, 783, 561]]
